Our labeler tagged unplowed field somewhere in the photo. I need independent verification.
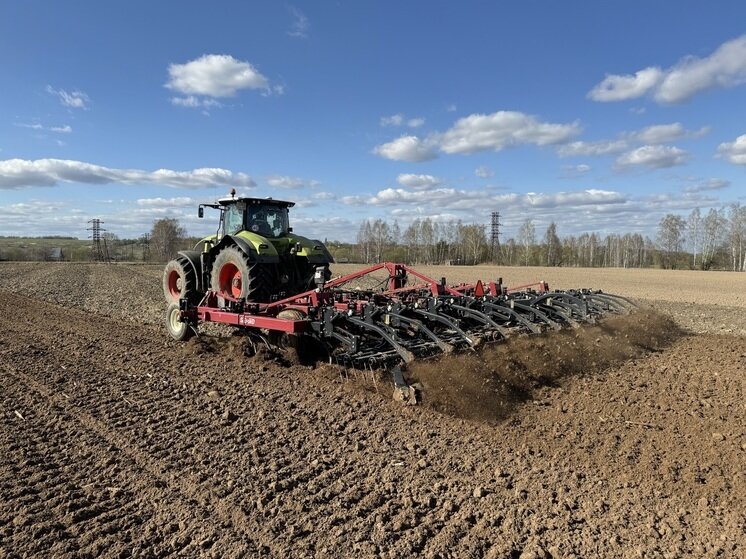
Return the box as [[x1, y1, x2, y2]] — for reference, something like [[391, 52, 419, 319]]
[[1, 262, 744, 558]]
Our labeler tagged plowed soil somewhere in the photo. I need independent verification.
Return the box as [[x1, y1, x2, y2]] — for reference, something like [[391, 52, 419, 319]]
[[1, 262, 744, 558]]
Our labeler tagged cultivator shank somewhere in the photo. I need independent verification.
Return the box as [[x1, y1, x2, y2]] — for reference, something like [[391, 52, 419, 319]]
[[172, 262, 634, 390]]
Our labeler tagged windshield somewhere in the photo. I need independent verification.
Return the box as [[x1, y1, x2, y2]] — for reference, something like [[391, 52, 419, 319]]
[[247, 204, 289, 237]]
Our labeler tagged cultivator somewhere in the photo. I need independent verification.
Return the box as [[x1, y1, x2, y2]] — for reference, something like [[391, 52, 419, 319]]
[[168, 262, 634, 400]]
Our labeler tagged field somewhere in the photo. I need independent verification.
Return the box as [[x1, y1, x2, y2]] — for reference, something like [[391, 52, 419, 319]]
[[1, 262, 744, 558]]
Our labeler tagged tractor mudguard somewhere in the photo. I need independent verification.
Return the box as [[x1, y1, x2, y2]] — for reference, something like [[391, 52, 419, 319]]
[[212, 234, 280, 264], [287, 235, 335, 265]]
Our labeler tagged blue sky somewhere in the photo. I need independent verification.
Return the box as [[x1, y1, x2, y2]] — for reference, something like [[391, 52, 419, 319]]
[[1, 1, 745, 242]]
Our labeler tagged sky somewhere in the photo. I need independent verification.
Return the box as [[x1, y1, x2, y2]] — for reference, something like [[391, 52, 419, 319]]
[[1, 1, 745, 242]]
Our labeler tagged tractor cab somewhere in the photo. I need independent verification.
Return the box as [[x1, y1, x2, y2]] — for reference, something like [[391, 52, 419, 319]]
[[221, 197, 294, 238], [199, 189, 295, 241]]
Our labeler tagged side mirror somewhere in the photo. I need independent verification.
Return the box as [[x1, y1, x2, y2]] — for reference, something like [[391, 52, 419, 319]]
[[288, 226, 293, 232], [198, 207, 204, 218]]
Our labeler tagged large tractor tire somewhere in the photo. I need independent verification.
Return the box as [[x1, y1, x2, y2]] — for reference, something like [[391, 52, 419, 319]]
[[210, 246, 275, 302], [165, 302, 194, 341], [163, 257, 200, 304]]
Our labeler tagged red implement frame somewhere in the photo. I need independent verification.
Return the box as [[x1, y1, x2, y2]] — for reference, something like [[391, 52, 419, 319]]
[[187, 262, 547, 332]]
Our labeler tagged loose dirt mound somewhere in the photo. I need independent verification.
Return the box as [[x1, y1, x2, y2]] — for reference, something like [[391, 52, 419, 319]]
[[408, 310, 680, 422]]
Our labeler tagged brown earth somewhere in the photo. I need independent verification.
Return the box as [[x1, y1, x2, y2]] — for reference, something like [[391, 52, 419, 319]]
[[0, 262, 744, 558]]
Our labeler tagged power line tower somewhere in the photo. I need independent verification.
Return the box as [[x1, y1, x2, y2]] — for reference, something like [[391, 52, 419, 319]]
[[87, 219, 110, 262], [490, 211, 501, 263]]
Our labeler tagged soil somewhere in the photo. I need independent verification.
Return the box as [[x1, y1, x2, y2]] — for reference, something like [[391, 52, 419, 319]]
[[0, 262, 744, 558]]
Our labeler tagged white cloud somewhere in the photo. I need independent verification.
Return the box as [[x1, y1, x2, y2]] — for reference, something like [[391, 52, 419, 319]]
[[375, 111, 579, 161], [587, 67, 662, 102], [170, 96, 222, 109], [50, 125, 73, 133], [717, 134, 746, 165], [396, 173, 443, 189], [475, 165, 494, 178], [446, 104, 457, 112], [557, 139, 628, 157], [631, 122, 709, 144], [380, 114, 425, 128], [165, 54, 269, 98], [266, 175, 318, 189], [313, 191, 336, 200], [136, 197, 196, 207], [683, 178, 730, 193], [46, 85, 91, 109], [380, 114, 404, 127], [589, 35, 746, 104], [0, 158, 256, 190], [287, 7, 309, 38], [615, 145, 690, 169], [373, 135, 438, 162], [438, 111, 580, 154], [16, 123, 44, 130]]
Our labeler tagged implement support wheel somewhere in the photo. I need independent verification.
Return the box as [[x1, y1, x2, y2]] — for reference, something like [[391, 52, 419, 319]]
[[166, 302, 194, 341]]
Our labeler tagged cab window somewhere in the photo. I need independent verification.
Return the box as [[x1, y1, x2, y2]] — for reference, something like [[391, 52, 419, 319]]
[[224, 204, 243, 235]]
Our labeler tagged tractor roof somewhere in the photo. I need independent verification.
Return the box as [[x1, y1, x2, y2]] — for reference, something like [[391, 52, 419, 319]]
[[217, 196, 295, 208]]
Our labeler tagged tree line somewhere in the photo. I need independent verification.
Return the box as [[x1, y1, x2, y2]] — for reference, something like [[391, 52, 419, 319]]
[[344, 203, 746, 271]]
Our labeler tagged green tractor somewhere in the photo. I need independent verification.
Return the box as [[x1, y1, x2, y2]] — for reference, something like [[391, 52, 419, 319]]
[[162, 189, 333, 307]]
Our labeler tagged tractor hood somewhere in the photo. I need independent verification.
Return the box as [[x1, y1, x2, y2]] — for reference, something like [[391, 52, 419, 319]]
[[197, 232, 333, 264]]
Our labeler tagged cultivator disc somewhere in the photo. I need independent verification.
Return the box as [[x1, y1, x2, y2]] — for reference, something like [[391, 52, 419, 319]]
[[175, 262, 635, 401]]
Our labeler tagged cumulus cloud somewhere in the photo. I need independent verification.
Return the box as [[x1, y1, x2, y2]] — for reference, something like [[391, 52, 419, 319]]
[[683, 178, 730, 193], [438, 111, 580, 154], [373, 135, 438, 162], [557, 139, 628, 157], [396, 173, 443, 189], [717, 134, 746, 165], [165, 54, 270, 98], [287, 7, 309, 38], [589, 35, 746, 103], [474, 165, 494, 178], [407, 117, 425, 128], [587, 67, 663, 102], [46, 85, 91, 109], [51, 125, 73, 133], [374, 111, 579, 162], [631, 123, 709, 144], [266, 175, 319, 189], [0, 158, 256, 190], [615, 145, 690, 169]]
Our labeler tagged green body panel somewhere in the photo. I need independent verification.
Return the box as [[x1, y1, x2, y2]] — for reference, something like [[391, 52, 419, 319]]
[[196, 232, 332, 264]]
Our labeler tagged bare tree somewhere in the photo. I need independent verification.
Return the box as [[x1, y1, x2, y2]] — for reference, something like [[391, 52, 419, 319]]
[[460, 224, 488, 264], [517, 218, 536, 266], [370, 219, 391, 263], [543, 222, 561, 266], [701, 208, 726, 270], [687, 208, 702, 269], [657, 214, 686, 269], [150, 218, 186, 262], [356, 220, 372, 263]]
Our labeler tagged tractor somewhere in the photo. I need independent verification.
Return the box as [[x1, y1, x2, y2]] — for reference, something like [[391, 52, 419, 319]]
[[163, 188, 333, 310], [163, 190, 634, 401]]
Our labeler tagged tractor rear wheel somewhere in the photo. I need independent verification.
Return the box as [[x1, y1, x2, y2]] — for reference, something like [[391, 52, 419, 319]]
[[210, 246, 275, 302], [165, 302, 194, 341], [163, 257, 200, 304]]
